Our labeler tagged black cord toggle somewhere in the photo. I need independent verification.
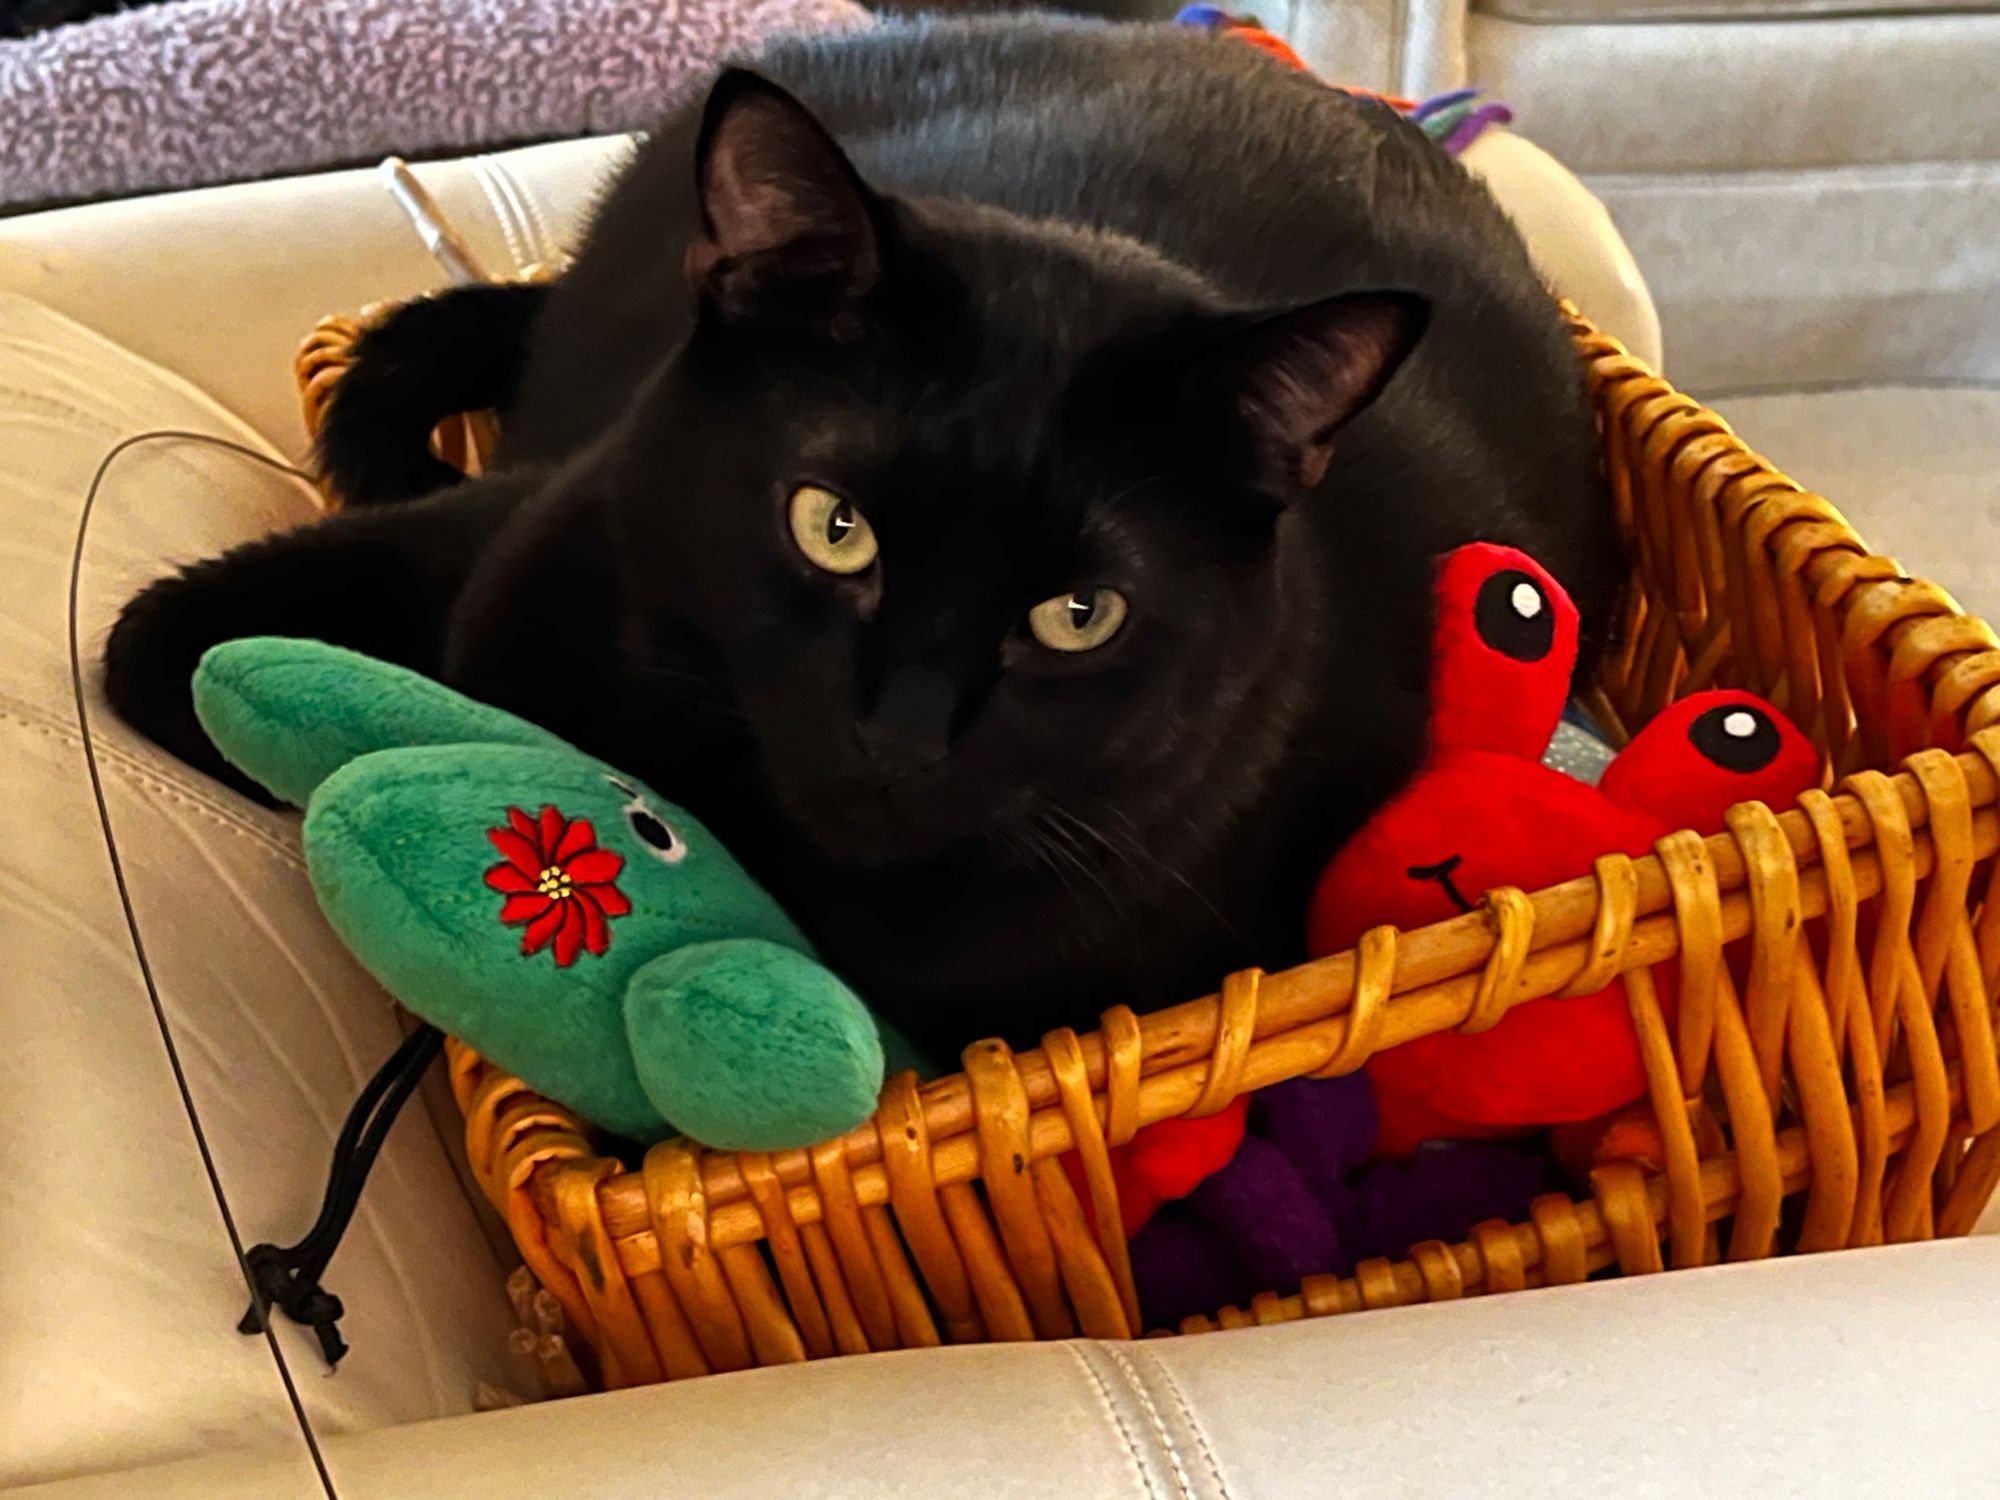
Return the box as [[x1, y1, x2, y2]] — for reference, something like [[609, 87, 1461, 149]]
[[237, 1024, 445, 1367]]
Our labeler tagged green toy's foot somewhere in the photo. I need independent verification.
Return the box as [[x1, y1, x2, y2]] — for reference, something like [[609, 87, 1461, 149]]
[[623, 939, 887, 1151]]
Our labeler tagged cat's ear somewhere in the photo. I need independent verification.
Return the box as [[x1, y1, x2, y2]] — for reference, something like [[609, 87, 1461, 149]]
[[685, 69, 884, 328], [1188, 292, 1427, 499]]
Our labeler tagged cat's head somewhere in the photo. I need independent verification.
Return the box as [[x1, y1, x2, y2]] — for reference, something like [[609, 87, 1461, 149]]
[[608, 70, 1427, 869]]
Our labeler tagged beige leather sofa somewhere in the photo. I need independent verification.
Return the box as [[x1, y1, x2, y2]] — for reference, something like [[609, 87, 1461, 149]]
[[1286, 0, 2000, 623], [1, 129, 1993, 1499]]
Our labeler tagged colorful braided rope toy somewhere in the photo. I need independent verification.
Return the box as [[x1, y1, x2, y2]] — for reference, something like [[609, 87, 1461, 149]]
[[1175, 5, 1514, 156]]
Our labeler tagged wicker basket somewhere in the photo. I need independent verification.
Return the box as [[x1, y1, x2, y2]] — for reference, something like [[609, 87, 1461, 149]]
[[299, 300, 2000, 1389]]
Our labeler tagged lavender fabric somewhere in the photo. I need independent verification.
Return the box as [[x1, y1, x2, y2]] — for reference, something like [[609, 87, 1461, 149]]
[[0, 0, 870, 209]]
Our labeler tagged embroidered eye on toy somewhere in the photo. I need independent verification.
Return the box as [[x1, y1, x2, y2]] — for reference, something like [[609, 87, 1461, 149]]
[[193, 636, 921, 1152]]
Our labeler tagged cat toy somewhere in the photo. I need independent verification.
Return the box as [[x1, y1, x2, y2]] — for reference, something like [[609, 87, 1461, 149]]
[[1310, 541, 1818, 1152], [1109, 542, 1815, 1324], [195, 637, 920, 1362]]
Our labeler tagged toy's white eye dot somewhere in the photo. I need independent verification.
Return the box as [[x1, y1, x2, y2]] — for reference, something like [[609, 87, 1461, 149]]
[[1511, 581, 1543, 619], [1723, 710, 1758, 739]]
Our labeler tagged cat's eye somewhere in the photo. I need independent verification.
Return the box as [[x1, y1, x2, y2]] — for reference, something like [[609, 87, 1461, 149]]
[[789, 485, 879, 576], [1028, 588, 1128, 653]]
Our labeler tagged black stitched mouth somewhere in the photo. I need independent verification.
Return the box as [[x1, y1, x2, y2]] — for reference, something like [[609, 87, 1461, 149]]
[[1407, 853, 1474, 914]]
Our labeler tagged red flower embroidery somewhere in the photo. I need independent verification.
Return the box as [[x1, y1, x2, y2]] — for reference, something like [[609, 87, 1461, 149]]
[[484, 805, 631, 966]]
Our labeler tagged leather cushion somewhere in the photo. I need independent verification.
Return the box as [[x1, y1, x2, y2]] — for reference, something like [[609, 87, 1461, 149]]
[[0, 292, 520, 1488]]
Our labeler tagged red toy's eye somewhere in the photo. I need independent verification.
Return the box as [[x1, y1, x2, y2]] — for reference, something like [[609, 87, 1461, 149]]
[[1429, 543, 1581, 760], [1688, 702, 1781, 773], [1597, 688, 1819, 835], [1474, 569, 1555, 662]]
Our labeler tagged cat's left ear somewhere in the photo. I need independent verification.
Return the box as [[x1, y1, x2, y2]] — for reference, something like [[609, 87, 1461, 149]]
[[1188, 291, 1428, 499], [685, 69, 885, 330]]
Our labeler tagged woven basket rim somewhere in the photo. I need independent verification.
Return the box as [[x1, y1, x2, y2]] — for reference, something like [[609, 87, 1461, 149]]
[[302, 299, 2000, 1370]]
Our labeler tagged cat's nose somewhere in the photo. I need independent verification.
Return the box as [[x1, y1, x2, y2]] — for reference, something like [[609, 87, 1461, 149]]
[[859, 665, 954, 776]]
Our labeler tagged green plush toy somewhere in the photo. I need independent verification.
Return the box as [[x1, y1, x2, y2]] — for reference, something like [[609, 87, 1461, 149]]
[[194, 636, 919, 1150]]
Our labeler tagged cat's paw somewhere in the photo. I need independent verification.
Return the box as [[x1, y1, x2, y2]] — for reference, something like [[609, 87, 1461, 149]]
[[102, 569, 277, 802]]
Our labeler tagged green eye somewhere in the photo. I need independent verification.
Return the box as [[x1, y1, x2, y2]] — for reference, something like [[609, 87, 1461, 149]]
[[789, 485, 879, 575], [1028, 588, 1128, 652]]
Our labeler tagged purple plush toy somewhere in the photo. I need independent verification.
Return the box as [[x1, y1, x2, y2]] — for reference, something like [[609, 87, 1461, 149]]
[[1129, 1074, 1557, 1328]]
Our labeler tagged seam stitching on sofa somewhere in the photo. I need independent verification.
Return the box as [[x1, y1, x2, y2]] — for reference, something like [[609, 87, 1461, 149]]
[[1100, 1345, 1206, 1500], [488, 159, 556, 268], [0, 381, 259, 465], [1125, 1345, 1236, 1500], [0, 701, 305, 867], [1, 688, 261, 816], [1065, 1343, 1170, 1500], [1082, 1345, 1196, 1500], [0, 380, 233, 454], [0, 380, 316, 518], [471, 158, 533, 273], [481, 156, 539, 268], [0, 381, 118, 426], [0, 293, 310, 477]]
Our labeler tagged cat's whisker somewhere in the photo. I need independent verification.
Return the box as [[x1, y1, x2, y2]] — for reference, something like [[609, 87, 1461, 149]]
[[1009, 818, 1099, 920], [1094, 471, 1178, 512], [1040, 795, 1247, 950], [1023, 806, 1130, 924]]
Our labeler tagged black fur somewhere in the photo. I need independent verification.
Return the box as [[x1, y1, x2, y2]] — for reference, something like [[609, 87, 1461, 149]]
[[106, 19, 1620, 1060], [315, 281, 548, 505], [102, 482, 524, 797]]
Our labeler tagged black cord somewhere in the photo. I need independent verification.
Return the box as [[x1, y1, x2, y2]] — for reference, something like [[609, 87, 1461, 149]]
[[286, 1025, 446, 1274], [238, 1024, 445, 1366], [69, 429, 337, 1500]]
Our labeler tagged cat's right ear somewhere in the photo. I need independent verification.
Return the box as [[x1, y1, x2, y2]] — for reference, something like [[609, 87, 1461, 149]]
[[1185, 291, 1427, 502], [685, 70, 884, 332]]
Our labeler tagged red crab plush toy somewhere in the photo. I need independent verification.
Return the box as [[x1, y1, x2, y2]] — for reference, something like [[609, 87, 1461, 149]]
[[1309, 542, 1819, 1156]]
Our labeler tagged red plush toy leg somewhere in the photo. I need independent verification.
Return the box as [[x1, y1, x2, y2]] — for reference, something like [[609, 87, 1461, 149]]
[[1062, 1096, 1250, 1238], [1370, 1085, 1520, 1160], [1549, 1102, 1668, 1181]]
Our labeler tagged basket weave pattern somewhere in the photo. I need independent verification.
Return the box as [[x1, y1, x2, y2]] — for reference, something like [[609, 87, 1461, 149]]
[[301, 302, 2000, 1388]]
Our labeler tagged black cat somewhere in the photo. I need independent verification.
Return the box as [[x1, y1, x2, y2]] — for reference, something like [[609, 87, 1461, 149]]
[[105, 19, 1620, 1062]]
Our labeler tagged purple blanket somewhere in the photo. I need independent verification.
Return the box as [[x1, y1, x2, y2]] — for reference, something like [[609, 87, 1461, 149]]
[[0, 0, 869, 209]]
